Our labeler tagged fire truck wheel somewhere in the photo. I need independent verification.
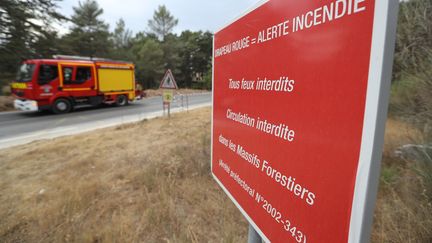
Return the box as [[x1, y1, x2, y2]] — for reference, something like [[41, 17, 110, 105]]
[[115, 95, 128, 106], [52, 98, 72, 114]]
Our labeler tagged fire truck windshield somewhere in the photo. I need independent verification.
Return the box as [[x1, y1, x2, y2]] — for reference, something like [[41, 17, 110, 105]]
[[16, 63, 35, 82]]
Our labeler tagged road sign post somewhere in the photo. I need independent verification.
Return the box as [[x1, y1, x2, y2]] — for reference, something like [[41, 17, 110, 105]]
[[163, 90, 174, 117], [160, 69, 178, 117], [163, 102, 171, 117], [211, 0, 399, 242], [160, 69, 178, 90], [248, 224, 262, 243]]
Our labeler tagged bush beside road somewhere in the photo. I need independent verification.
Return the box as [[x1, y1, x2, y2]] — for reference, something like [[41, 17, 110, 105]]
[[0, 96, 13, 112], [372, 119, 432, 242]]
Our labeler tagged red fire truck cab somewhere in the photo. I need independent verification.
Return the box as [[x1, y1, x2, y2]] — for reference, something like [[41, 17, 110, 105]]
[[11, 55, 142, 114]]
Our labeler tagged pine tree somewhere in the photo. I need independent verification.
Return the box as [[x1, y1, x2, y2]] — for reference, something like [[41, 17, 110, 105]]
[[148, 5, 178, 41], [112, 18, 132, 50], [0, 0, 64, 82], [65, 0, 112, 58], [111, 18, 132, 60]]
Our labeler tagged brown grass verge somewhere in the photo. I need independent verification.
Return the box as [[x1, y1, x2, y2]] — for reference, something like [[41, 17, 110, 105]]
[[0, 96, 14, 112], [0, 108, 246, 243], [371, 118, 432, 243]]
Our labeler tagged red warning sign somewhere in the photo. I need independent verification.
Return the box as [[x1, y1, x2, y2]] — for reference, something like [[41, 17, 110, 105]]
[[211, 0, 398, 242], [160, 69, 178, 89]]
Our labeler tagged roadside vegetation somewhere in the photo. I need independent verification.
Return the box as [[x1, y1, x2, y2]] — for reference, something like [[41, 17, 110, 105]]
[[0, 96, 13, 112], [0, 108, 247, 242], [371, 0, 432, 242]]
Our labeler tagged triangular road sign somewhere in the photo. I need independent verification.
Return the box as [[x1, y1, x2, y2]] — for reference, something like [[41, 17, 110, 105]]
[[159, 69, 178, 89]]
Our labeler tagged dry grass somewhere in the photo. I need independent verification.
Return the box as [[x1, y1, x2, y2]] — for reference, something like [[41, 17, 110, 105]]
[[0, 108, 246, 243], [371, 118, 432, 243], [144, 89, 208, 98], [0, 109, 431, 242], [0, 96, 14, 112]]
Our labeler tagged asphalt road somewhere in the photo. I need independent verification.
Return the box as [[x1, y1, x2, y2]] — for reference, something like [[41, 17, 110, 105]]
[[0, 93, 211, 141]]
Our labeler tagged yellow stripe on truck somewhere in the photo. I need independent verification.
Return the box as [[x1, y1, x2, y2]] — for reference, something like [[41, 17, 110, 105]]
[[98, 69, 134, 93], [11, 83, 27, 89]]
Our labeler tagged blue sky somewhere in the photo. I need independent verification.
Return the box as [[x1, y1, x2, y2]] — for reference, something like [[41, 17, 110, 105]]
[[57, 0, 262, 34]]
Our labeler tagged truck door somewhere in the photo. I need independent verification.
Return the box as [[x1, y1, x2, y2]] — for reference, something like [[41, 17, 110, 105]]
[[36, 63, 59, 99], [58, 63, 97, 96]]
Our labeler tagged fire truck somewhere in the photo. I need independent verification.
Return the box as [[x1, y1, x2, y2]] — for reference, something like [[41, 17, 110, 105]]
[[10, 55, 142, 114]]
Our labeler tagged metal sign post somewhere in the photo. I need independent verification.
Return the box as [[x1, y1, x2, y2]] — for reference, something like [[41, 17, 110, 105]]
[[162, 90, 174, 117], [248, 224, 262, 243], [186, 94, 189, 112], [159, 70, 178, 118]]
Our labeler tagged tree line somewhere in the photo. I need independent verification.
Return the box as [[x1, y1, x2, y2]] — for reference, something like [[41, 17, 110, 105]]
[[0, 0, 212, 90], [1, 0, 430, 94]]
